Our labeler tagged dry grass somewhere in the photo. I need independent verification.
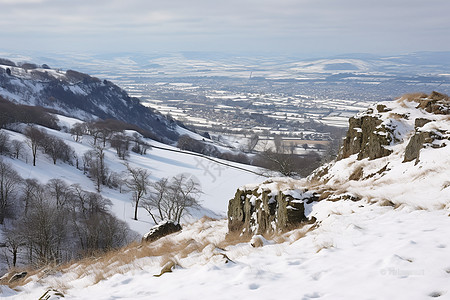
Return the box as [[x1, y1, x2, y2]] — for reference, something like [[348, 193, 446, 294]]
[[379, 199, 396, 207], [349, 166, 364, 181], [398, 92, 428, 103], [388, 112, 408, 120], [441, 181, 450, 190], [4, 216, 318, 290], [217, 230, 252, 249]]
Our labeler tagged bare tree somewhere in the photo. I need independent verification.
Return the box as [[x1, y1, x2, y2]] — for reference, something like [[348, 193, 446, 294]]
[[0, 130, 10, 155], [86, 123, 102, 145], [111, 133, 130, 160], [11, 140, 24, 159], [169, 174, 202, 223], [142, 174, 201, 224], [46, 179, 71, 209], [98, 125, 115, 148], [141, 177, 170, 224], [21, 199, 67, 265], [24, 126, 45, 166], [21, 178, 42, 216], [83, 145, 108, 192], [42, 135, 73, 164], [70, 122, 87, 143], [3, 224, 26, 267], [0, 159, 22, 224], [246, 132, 259, 153], [273, 135, 283, 153], [131, 132, 150, 155], [124, 164, 150, 221]]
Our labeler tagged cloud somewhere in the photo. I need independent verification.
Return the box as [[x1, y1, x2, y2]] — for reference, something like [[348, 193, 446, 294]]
[[0, 0, 449, 54]]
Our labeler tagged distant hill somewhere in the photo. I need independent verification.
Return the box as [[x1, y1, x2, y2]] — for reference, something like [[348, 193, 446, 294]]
[[0, 61, 180, 143]]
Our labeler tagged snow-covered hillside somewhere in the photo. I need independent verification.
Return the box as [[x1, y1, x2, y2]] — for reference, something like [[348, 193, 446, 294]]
[[0, 61, 180, 143], [2, 92, 449, 299], [0, 114, 264, 231]]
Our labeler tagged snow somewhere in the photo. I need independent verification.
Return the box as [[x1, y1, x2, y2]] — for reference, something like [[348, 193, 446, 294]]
[[3, 202, 449, 300], [0, 116, 264, 238], [2, 96, 450, 299]]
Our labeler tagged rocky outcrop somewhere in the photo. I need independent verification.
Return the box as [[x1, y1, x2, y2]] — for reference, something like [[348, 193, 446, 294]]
[[404, 129, 449, 163], [228, 92, 450, 236], [404, 132, 429, 163], [227, 180, 318, 236], [416, 91, 450, 115], [143, 221, 182, 243], [339, 114, 393, 160], [403, 93, 450, 163]]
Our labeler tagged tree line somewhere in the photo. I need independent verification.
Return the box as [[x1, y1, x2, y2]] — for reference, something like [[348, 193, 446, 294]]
[[0, 159, 131, 268], [0, 120, 202, 269]]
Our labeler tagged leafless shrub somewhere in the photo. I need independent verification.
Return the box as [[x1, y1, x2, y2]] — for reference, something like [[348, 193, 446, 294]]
[[141, 174, 202, 224], [124, 165, 151, 221], [10, 140, 24, 159]]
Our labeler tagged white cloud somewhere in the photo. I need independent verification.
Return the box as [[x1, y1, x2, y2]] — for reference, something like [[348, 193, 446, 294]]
[[0, 0, 448, 54]]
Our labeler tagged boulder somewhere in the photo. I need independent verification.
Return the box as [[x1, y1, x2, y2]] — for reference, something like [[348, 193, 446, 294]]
[[404, 132, 428, 163], [404, 129, 449, 163], [143, 221, 182, 243], [415, 118, 432, 128], [416, 92, 450, 115]]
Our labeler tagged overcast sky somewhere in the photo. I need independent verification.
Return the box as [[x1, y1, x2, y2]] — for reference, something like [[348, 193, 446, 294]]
[[0, 0, 449, 56]]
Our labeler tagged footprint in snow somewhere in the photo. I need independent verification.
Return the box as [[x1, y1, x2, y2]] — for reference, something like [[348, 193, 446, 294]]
[[248, 283, 260, 290], [302, 292, 321, 299], [429, 291, 446, 298]]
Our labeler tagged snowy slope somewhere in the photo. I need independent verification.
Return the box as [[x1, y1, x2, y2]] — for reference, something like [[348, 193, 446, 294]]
[[0, 114, 264, 236], [2, 93, 450, 299], [2, 202, 449, 300], [308, 92, 450, 210]]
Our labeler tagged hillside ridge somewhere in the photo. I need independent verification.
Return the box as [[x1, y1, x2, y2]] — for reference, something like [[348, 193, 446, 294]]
[[0, 60, 179, 143]]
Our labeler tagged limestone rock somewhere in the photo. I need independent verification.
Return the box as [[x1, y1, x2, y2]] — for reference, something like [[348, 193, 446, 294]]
[[404, 132, 428, 163], [143, 221, 182, 243], [228, 181, 318, 236], [416, 91, 450, 115], [404, 129, 449, 163], [415, 118, 432, 128], [339, 115, 393, 160]]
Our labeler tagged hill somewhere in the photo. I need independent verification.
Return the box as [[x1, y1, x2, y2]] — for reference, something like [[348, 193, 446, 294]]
[[1, 92, 449, 299], [0, 60, 180, 143], [0, 110, 264, 274]]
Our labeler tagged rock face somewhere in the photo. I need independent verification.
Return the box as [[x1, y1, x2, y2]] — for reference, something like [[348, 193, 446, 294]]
[[339, 92, 450, 163], [404, 132, 428, 163], [339, 114, 393, 160], [403, 93, 450, 163], [143, 221, 182, 243], [227, 180, 318, 236]]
